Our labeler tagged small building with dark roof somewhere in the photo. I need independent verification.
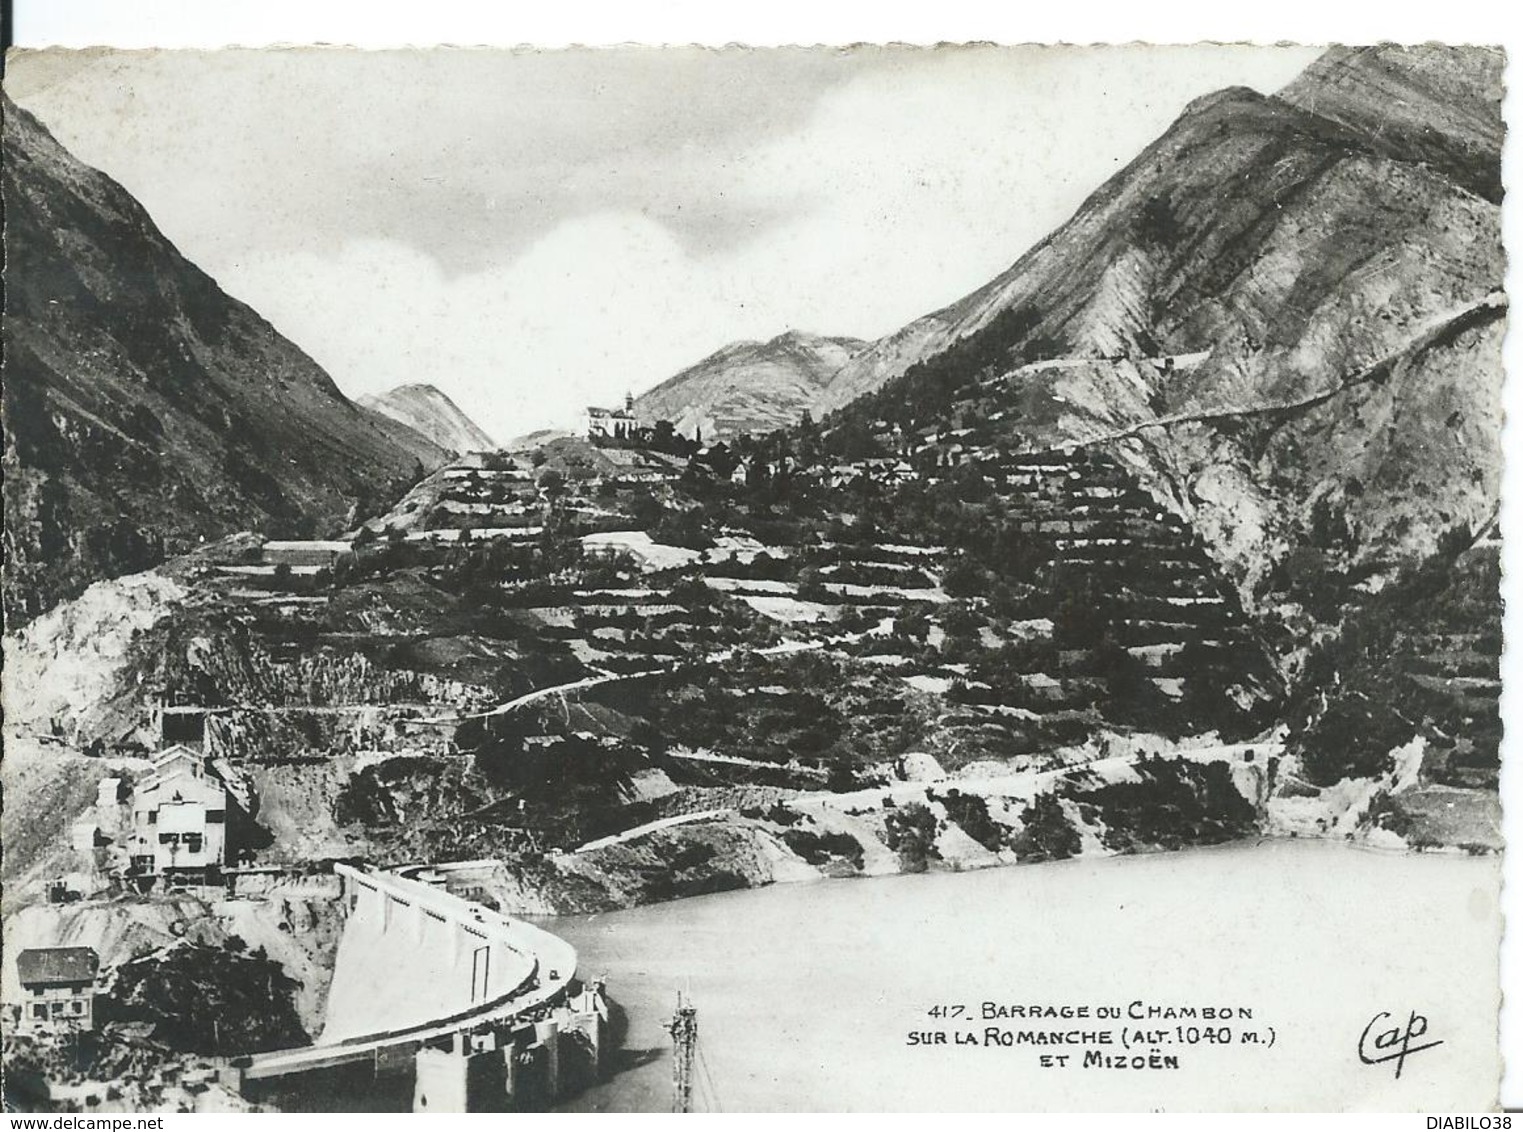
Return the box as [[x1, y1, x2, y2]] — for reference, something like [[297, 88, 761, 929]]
[[15, 947, 99, 1034]]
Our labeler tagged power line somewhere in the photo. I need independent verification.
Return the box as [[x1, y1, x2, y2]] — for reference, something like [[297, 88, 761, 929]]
[[695, 1041, 724, 1113]]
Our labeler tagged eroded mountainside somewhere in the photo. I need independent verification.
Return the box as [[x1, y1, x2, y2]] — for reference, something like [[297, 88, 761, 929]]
[[797, 44, 1503, 847], [814, 45, 1504, 600], [1276, 45, 1504, 203], [635, 330, 866, 440], [358, 383, 497, 454], [1, 44, 1502, 975], [2, 48, 1504, 1109], [1, 95, 447, 626]]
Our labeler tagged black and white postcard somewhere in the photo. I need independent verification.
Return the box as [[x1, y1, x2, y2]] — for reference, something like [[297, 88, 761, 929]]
[[1, 40, 1507, 1112]]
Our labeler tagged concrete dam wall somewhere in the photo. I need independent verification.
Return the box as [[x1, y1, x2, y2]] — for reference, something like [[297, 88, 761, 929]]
[[319, 866, 538, 1044], [237, 864, 595, 1112]]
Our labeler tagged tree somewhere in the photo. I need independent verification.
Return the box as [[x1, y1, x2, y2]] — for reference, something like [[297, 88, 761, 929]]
[[703, 442, 740, 479], [653, 507, 713, 550], [830, 418, 885, 461], [797, 566, 828, 602], [936, 789, 1008, 852], [941, 602, 982, 641], [942, 553, 983, 598], [626, 488, 664, 529], [1089, 634, 1170, 728], [538, 468, 567, 501], [1053, 578, 1108, 647], [896, 610, 930, 643], [104, 944, 309, 1054], [797, 408, 822, 466], [826, 760, 858, 793]]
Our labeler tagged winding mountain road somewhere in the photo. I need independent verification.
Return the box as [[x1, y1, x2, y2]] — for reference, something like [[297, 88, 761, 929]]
[[419, 636, 839, 726]]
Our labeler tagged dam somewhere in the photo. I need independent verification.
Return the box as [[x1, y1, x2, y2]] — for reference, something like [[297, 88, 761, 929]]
[[231, 864, 607, 1112]]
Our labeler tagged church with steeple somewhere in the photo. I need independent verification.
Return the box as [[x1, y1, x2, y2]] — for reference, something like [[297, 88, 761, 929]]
[[584, 392, 638, 441]]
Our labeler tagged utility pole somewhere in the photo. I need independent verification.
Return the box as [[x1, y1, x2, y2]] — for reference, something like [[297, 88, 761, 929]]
[[667, 992, 697, 1113]]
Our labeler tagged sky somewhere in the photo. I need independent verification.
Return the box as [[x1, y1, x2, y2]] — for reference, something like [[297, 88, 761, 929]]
[[7, 44, 1322, 443]]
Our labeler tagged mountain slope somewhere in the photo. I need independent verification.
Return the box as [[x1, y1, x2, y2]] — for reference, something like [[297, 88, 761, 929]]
[[1276, 45, 1504, 203], [2, 94, 448, 626], [358, 383, 497, 454], [816, 45, 1503, 599], [635, 330, 865, 440]]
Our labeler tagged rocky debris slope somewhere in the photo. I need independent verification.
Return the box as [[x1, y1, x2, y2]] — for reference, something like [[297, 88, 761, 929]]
[[0, 741, 117, 895], [2, 570, 189, 747], [1273, 533, 1502, 848]]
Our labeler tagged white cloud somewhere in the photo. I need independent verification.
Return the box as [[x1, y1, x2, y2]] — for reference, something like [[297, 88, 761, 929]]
[[233, 216, 790, 443], [13, 45, 1321, 441], [709, 45, 1324, 336]]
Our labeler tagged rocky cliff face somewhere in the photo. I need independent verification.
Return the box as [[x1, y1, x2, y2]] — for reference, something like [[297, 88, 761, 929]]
[[635, 330, 865, 440], [814, 46, 1504, 598], [1, 94, 448, 627], [358, 383, 497, 454], [1276, 45, 1504, 204]]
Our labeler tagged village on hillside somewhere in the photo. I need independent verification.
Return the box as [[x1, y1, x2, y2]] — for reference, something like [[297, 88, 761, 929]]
[[3, 354, 1504, 1114], [2, 39, 1505, 1116]]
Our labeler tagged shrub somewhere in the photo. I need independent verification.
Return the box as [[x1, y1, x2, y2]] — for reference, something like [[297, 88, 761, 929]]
[[935, 788, 1008, 852], [102, 944, 309, 1054], [1293, 694, 1410, 787], [1067, 756, 1257, 852], [1012, 793, 1080, 863], [883, 801, 941, 872], [781, 828, 865, 870], [941, 553, 984, 598]]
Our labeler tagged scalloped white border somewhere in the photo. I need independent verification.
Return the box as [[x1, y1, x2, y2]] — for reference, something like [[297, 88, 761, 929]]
[[4, 1, 1514, 51], [8, 1, 1518, 1113]]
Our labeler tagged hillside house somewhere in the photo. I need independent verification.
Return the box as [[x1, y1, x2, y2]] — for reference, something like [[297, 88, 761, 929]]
[[611, 467, 671, 485], [823, 458, 915, 489], [127, 745, 242, 882], [584, 394, 638, 442], [15, 947, 98, 1035], [261, 539, 354, 568]]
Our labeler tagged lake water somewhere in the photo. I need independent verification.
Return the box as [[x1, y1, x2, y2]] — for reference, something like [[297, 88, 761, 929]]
[[547, 841, 1500, 1112]]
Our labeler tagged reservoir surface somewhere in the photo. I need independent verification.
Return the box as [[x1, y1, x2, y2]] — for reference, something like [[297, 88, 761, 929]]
[[548, 841, 1499, 1111]]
